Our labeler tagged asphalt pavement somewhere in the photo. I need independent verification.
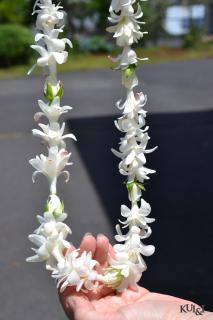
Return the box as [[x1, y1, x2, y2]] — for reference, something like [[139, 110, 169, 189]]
[[0, 59, 212, 320]]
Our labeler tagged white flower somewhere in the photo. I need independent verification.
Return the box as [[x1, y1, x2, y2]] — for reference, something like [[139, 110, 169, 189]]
[[52, 250, 98, 292], [29, 0, 71, 78], [31, 44, 68, 67], [32, 122, 77, 148], [27, 203, 71, 269], [37, 219, 71, 238], [111, 47, 148, 71], [115, 224, 153, 242], [35, 196, 68, 234], [29, 0, 72, 77], [116, 91, 147, 114], [104, 252, 144, 291], [35, 201, 70, 233], [33, 0, 65, 30], [113, 132, 154, 162], [35, 31, 72, 52], [112, 130, 156, 182], [119, 200, 155, 229], [26, 230, 70, 270], [119, 160, 155, 182], [30, 147, 71, 194], [114, 225, 155, 262], [110, 46, 137, 70], [107, 6, 144, 47], [37, 211, 67, 228], [34, 97, 72, 123]]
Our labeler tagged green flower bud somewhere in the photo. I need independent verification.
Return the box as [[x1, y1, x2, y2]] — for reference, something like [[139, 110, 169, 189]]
[[44, 194, 64, 218], [44, 82, 54, 102], [126, 180, 146, 195], [123, 64, 137, 78], [103, 267, 124, 289], [44, 82, 64, 103]]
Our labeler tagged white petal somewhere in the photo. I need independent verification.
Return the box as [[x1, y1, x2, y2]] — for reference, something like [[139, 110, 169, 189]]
[[140, 244, 155, 256], [121, 205, 130, 217]]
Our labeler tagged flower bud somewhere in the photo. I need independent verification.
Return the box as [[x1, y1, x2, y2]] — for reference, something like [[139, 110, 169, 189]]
[[122, 64, 137, 78], [44, 82, 63, 102], [44, 194, 64, 218]]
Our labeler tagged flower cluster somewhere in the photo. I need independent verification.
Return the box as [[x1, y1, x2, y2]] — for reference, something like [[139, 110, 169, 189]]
[[52, 250, 98, 292], [27, 195, 71, 270], [29, 0, 72, 82], [29, 0, 76, 195], [27, 0, 98, 293], [103, 0, 157, 290]]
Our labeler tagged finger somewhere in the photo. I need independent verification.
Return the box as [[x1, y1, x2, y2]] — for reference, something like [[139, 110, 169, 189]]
[[79, 233, 96, 256], [94, 234, 109, 265]]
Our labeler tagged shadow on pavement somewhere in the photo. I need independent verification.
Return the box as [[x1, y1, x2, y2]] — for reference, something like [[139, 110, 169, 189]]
[[68, 110, 213, 311]]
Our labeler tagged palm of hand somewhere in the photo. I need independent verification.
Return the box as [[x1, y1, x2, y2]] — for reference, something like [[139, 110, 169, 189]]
[[59, 234, 203, 320], [61, 286, 188, 320]]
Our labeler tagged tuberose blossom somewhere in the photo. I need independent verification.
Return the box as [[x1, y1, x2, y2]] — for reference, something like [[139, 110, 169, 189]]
[[34, 97, 72, 123], [30, 147, 72, 194], [27, 223, 71, 270], [52, 250, 98, 292], [107, 5, 145, 47], [110, 46, 138, 70], [32, 122, 77, 148], [104, 252, 144, 292], [29, 0, 72, 81], [34, 0, 65, 31], [119, 200, 155, 229]]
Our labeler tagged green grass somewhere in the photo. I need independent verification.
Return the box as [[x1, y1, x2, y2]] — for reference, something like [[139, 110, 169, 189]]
[[0, 44, 213, 80]]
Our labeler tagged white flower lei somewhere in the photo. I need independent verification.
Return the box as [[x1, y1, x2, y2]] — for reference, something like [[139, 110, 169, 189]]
[[27, 0, 156, 294]]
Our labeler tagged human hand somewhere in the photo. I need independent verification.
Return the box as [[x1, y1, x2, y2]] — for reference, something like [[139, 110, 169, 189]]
[[59, 234, 212, 320]]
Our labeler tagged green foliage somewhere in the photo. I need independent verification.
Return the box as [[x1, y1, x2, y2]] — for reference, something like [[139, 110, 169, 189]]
[[0, 24, 33, 67], [142, 0, 168, 44], [182, 26, 204, 49], [0, 0, 30, 25], [86, 0, 111, 31], [80, 36, 113, 53]]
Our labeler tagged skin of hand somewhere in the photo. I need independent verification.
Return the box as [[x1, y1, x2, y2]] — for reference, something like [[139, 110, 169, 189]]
[[59, 234, 212, 320]]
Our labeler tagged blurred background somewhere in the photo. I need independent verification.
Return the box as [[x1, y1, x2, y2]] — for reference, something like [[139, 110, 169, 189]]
[[0, 0, 212, 319]]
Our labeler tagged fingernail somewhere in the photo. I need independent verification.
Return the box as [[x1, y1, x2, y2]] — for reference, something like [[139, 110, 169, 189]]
[[85, 232, 92, 237], [97, 233, 105, 239]]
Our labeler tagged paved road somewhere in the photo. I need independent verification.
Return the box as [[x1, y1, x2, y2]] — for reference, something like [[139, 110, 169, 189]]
[[0, 59, 212, 320]]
